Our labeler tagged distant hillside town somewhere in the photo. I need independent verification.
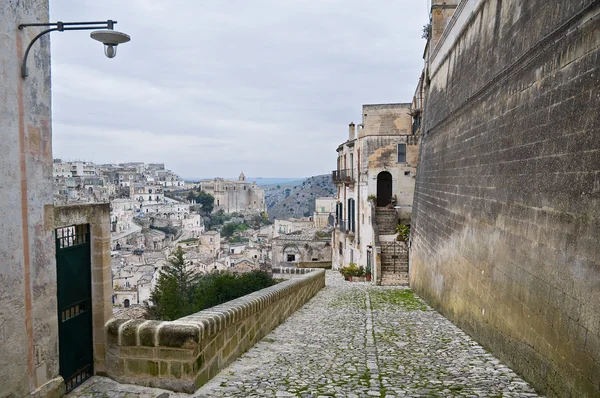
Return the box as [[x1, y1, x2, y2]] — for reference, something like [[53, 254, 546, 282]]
[[52, 159, 335, 316]]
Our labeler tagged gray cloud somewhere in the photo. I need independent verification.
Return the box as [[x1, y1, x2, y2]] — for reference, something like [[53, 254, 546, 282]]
[[49, 0, 428, 178]]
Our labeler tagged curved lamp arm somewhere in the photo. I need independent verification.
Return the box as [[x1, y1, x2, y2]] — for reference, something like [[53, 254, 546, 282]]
[[18, 20, 116, 78]]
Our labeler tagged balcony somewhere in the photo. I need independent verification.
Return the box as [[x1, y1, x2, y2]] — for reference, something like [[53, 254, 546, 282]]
[[332, 169, 355, 184]]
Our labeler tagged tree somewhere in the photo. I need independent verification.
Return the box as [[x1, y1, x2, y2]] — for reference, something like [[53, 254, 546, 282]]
[[197, 191, 215, 213], [221, 222, 239, 237], [186, 190, 198, 202], [146, 247, 198, 320]]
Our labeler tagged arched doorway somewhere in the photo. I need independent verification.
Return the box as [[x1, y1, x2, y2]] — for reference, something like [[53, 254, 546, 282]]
[[377, 171, 392, 207], [123, 299, 130, 308]]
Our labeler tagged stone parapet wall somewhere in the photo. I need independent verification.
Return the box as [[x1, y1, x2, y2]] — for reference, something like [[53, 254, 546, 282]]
[[296, 261, 332, 269], [104, 269, 325, 393]]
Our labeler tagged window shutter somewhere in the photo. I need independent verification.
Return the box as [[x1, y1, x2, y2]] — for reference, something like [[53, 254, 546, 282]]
[[351, 199, 356, 232]]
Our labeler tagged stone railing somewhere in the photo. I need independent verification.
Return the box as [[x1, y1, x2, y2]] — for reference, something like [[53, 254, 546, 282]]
[[104, 269, 325, 393]]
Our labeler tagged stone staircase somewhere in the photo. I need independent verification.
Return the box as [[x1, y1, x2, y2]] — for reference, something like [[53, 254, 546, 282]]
[[375, 208, 409, 286], [375, 208, 397, 235], [381, 242, 409, 286]]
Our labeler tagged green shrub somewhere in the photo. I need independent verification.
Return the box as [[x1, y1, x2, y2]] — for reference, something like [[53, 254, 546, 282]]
[[146, 267, 279, 321], [192, 271, 278, 313], [396, 224, 410, 242]]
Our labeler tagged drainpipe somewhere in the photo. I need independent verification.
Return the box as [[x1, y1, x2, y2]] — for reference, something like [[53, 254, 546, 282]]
[[357, 148, 360, 246]]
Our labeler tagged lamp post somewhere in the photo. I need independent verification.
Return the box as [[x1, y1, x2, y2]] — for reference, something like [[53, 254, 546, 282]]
[[18, 20, 130, 78]]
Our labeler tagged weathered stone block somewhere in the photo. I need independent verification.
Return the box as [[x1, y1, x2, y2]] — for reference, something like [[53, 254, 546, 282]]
[[157, 348, 193, 361], [170, 361, 182, 379], [120, 320, 145, 347], [125, 358, 159, 377], [139, 321, 161, 347], [158, 324, 199, 348], [106, 319, 129, 346]]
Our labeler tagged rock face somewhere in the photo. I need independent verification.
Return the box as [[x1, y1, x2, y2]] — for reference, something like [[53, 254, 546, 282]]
[[265, 175, 336, 220]]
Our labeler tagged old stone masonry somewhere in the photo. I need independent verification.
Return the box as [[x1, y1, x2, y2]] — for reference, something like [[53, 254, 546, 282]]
[[71, 272, 541, 397]]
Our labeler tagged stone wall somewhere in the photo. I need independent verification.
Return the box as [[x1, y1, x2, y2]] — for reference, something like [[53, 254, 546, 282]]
[[0, 1, 63, 397], [105, 269, 325, 393], [411, 1, 600, 397]]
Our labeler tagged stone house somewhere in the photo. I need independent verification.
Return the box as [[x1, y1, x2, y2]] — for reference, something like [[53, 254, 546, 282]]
[[273, 217, 313, 238], [53, 159, 72, 177], [313, 197, 336, 228], [130, 183, 165, 209], [110, 199, 135, 234], [199, 231, 222, 258], [271, 229, 332, 267], [331, 104, 419, 285]]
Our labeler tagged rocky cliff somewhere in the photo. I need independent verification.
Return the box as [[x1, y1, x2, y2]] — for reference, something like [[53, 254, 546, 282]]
[[265, 174, 335, 220]]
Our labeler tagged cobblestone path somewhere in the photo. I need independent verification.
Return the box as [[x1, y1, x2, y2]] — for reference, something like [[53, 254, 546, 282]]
[[71, 272, 541, 397]]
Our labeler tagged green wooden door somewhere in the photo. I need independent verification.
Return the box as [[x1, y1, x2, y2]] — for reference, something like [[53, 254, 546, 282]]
[[55, 224, 93, 392]]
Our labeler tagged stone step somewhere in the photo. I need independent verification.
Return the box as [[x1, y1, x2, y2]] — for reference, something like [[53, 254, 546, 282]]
[[382, 268, 408, 273], [380, 278, 409, 286]]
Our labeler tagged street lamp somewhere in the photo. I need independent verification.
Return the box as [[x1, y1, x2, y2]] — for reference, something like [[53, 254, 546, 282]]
[[18, 20, 130, 78]]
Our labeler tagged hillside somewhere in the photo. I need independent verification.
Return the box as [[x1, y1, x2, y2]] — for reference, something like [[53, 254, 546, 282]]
[[265, 174, 336, 220]]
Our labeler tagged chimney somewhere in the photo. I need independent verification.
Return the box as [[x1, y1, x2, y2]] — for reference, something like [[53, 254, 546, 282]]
[[349, 122, 356, 141]]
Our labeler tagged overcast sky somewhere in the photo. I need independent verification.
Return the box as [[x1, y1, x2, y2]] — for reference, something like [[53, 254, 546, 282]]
[[49, 1, 428, 179]]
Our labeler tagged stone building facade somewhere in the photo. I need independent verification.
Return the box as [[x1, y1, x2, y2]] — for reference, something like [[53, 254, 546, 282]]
[[410, 1, 600, 397], [271, 229, 332, 268], [313, 197, 336, 228], [331, 104, 419, 281], [1, 2, 60, 395], [199, 173, 266, 214], [130, 183, 165, 208]]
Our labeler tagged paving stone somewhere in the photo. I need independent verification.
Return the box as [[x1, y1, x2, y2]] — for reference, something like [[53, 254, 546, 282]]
[[69, 271, 543, 397]]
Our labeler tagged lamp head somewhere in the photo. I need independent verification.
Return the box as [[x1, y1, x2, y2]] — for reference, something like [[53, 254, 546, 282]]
[[90, 30, 130, 58]]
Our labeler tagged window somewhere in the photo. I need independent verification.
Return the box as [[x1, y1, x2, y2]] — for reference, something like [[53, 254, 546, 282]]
[[398, 144, 406, 163], [287, 254, 295, 262], [404, 171, 410, 176]]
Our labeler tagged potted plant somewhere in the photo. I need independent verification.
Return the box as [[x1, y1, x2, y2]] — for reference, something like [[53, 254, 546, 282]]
[[340, 263, 359, 282], [365, 264, 372, 281]]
